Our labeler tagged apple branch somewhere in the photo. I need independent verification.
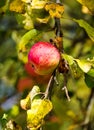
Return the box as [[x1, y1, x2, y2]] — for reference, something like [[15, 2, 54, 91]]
[[55, 0, 70, 101], [44, 0, 70, 101], [81, 88, 94, 130]]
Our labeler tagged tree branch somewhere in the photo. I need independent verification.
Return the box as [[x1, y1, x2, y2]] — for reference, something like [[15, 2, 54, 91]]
[[81, 88, 94, 130]]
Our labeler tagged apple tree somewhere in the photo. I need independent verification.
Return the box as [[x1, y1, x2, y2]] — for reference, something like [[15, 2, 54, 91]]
[[0, 0, 94, 130]]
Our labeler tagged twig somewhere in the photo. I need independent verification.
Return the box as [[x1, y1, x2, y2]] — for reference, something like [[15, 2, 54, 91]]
[[54, 76, 59, 85], [44, 71, 55, 99], [62, 86, 70, 102], [81, 88, 94, 130], [56, 0, 61, 4], [62, 74, 70, 101]]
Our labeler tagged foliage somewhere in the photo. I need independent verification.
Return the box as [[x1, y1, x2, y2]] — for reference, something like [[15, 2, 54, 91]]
[[0, 0, 94, 130]]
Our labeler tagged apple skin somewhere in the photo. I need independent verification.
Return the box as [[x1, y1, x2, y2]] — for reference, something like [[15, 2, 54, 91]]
[[28, 42, 60, 75], [24, 62, 51, 85], [17, 77, 35, 92]]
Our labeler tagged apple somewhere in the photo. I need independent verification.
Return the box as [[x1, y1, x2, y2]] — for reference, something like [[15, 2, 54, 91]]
[[24, 62, 51, 85], [17, 77, 35, 92], [28, 41, 60, 75]]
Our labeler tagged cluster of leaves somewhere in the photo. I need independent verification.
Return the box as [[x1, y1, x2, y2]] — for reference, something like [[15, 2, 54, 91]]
[[0, 0, 94, 130]]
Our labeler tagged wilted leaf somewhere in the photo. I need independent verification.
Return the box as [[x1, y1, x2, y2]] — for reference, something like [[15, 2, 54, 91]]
[[21, 0, 31, 3], [76, 0, 94, 14], [85, 74, 94, 88], [37, 16, 50, 23], [75, 59, 91, 73], [9, 0, 25, 13], [22, 0, 48, 9], [45, 3, 64, 18], [23, 13, 34, 30], [5, 120, 22, 130], [20, 86, 40, 110], [27, 99, 53, 129], [74, 19, 94, 42]]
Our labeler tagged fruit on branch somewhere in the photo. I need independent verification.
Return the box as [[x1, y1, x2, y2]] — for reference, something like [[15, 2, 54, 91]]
[[17, 77, 35, 92], [24, 62, 51, 85], [28, 41, 60, 75]]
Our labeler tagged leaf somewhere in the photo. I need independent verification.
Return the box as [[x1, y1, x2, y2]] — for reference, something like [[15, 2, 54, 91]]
[[27, 99, 53, 129], [45, 3, 64, 18], [74, 19, 94, 42], [37, 16, 50, 23], [76, 0, 94, 14], [85, 74, 94, 88], [61, 53, 74, 65], [75, 59, 91, 73], [70, 62, 83, 79], [17, 29, 39, 63], [23, 13, 34, 30], [9, 0, 25, 13], [20, 86, 40, 110], [31, 0, 48, 9], [22, 0, 48, 9], [5, 120, 22, 130], [87, 68, 94, 77]]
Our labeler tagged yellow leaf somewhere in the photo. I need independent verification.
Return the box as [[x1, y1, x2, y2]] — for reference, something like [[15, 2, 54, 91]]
[[37, 16, 50, 23], [21, 0, 31, 3], [23, 13, 34, 30], [29, 0, 49, 9], [6, 120, 22, 130], [45, 3, 64, 18], [77, 0, 94, 14], [27, 99, 53, 129], [9, 0, 25, 13], [20, 86, 40, 110]]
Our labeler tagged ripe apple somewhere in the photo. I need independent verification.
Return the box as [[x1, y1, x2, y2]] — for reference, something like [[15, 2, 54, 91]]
[[28, 41, 60, 75], [24, 62, 51, 85], [17, 77, 35, 92]]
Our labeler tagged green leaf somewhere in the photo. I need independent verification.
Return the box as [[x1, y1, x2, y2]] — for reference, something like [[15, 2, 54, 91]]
[[75, 59, 91, 73], [17, 29, 39, 63], [85, 74, 94, 88], [74, 19, 94, 42], [61, 54, 74, 65], [70, 62, 83, 79], [87, 68, 94, 77], [76, 0, 94, 14]]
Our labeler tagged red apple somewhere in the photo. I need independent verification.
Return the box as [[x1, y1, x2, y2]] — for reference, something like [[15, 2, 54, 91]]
[[17, 77, 35, 92], [28, 41, 60, 75], [24, 62, 51, 85], [24, 62, 39, 77]]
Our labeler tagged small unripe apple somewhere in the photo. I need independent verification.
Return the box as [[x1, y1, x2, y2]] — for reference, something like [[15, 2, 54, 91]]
[[28, 42, 60, 75]]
